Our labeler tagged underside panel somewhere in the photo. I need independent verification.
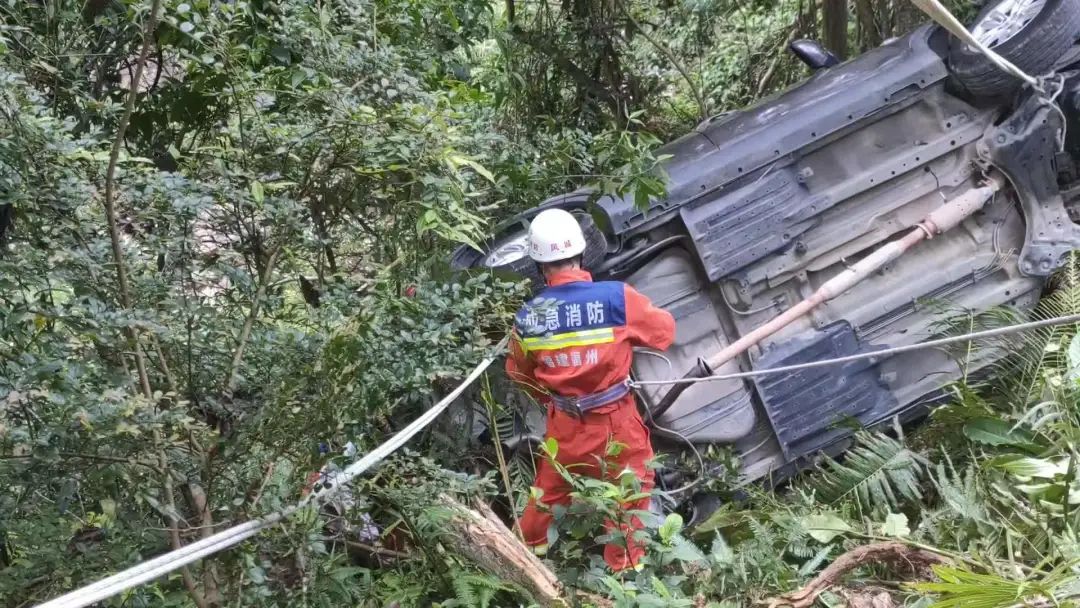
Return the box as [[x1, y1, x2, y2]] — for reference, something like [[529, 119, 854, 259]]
[[680, 168, 818, 282], [752, 322, 896, 460], [681, 84, 988, 287], [627, 249, 757, 443], [595, 25, 949, 235]]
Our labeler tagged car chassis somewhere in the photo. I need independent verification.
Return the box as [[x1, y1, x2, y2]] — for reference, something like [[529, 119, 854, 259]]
[[452, 9, 1080, 508]]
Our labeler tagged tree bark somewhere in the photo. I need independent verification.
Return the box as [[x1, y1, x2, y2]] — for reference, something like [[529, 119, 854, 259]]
[[308, 199, 336, 276], [892, 1, 926, 36], [822, 0, 849, 60], [223, 244, 283, 395], [186, 482, 222, 606], [771, 542, 950, 608], [439, 495, 564, 607], [163, 461, 209, 608], [854, 0, 882, 50], [797, 0, 819, 35]]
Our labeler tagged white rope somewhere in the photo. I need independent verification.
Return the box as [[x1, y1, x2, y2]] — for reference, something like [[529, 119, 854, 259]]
[[34, 336, 509, 608], [630, 313, 1080, 388], [32, 312, 1080, 606]]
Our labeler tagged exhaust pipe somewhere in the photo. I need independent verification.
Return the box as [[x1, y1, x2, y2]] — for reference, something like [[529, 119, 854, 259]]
[[649, 172, 1007, 420]]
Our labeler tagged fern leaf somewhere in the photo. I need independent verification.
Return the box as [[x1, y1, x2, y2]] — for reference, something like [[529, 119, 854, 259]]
[[806, 431, 925, 515], [451, 572, 478, 608], [449, 572, 507, 608], [930, 456, 989, 526]]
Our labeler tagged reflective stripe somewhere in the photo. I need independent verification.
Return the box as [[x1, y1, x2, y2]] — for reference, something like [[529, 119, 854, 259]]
[[521, 327, 615, 351]]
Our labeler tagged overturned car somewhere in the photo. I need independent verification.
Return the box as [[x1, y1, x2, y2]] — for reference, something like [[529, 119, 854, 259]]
[[453, 0, 1080, 509]]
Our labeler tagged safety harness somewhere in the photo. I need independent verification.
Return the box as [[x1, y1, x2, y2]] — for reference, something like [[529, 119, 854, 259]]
[[549, 378, 631, 418]]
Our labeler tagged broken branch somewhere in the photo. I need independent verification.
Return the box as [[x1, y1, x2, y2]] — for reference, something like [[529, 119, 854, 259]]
[[769, 542, 950, 608]]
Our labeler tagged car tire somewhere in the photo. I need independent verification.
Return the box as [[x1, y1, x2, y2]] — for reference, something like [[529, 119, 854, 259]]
[[948, 0, 1080, 99], [450, 212, 607, 289]]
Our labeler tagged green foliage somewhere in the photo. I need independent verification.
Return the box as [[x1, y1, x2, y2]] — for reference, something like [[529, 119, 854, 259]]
[[530, 438, 709, 606], [801, 512, 852, 543], [805, 430, 926, 516], [0, 0, 592, 604], [0, 0, 1004, 606], [261, 275, 524, 458], [697, 500, 823, 601], [910, 565, 1078, 608], [447, 572, 510, 608]]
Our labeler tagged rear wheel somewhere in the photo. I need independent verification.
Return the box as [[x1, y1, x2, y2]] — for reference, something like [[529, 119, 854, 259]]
[[450, 212, 607, 288], [948, 0, 1080, 99]]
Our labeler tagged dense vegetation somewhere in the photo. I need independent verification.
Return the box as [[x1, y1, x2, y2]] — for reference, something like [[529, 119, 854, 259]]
[[6, 1, 1079, 607]]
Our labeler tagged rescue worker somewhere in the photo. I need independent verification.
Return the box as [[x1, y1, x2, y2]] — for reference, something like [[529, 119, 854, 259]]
[[506, 208, 676, 572]]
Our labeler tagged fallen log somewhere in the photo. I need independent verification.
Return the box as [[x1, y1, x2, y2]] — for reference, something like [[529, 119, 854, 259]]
[[440, 494, 565, 607]]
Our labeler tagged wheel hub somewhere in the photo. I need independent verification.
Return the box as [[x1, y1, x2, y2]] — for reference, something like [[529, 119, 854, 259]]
[[971, 0, 1047, 48], [483, 232, 530, 267]]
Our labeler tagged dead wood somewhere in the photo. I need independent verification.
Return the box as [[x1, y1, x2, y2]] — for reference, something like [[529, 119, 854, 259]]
[[440, 494, 565, 607], [768, 542, 950, 608], [841, 588, 898, 608], [344, 540, 411, 561]]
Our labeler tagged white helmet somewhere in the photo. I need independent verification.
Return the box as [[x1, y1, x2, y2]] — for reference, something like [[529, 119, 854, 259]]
[[528, 209, 587, 263]]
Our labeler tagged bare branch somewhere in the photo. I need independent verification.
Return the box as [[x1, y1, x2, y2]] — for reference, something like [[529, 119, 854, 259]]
[[102, 0, 162, 400], [224, 244, 284, 394], [756, 25, 801, 98], [770, 542, 950, 608], [619, 4, 709, 122]]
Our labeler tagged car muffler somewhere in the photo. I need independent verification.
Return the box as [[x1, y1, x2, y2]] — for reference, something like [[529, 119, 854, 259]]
[[648, 171, 1007, 420]]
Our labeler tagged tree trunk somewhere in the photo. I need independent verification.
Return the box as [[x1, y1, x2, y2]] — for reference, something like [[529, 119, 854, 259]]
[[797, 0, 819, 38], [308, 198, 337, 277], [854, 0, 882, 50], [186, 483, 222, 607], [823, 0, 849, 60], [892, 1, 927, 36]]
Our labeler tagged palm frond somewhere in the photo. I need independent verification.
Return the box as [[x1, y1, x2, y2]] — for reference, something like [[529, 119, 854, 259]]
[[923, 255, 1080, 412], [981, 260, 1080, 409], [805, 431, 925, 515], [911, 565, 1076, 608], [768, 510, 815, 559], [490, 405, 518, 440]]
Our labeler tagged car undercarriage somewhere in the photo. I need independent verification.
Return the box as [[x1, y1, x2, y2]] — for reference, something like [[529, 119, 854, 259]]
[[452, 0, 1080, 505]]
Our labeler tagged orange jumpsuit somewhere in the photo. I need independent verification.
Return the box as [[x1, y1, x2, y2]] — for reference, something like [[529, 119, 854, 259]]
[[506, 268, 675, 571]]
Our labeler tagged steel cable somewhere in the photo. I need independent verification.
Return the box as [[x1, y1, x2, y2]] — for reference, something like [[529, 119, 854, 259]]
[[631, 313, 1080, 388]]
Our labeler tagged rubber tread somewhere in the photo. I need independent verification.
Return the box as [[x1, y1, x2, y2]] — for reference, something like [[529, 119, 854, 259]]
[[948, 0, 1080, 99]]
